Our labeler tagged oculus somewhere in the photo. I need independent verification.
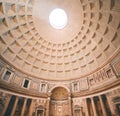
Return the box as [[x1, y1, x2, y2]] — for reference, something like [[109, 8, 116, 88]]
[[49, 8, 68, 29]]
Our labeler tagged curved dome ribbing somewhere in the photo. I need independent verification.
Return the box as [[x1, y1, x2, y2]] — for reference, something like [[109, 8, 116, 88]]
[[0, 0, 120, 80]]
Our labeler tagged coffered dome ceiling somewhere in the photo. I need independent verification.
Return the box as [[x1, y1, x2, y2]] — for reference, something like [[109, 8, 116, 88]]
[[0, 0, 120, 80]]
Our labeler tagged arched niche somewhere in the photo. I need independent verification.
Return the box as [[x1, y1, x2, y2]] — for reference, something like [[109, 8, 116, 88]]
[[48, 85, 70, 93], [49, 87, 70, 116], [51, 87, 69, 100]]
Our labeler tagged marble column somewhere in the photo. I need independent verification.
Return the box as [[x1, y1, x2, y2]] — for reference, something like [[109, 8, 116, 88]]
[[21, 98, 27, 116], [1, 95, 11, 116], [68, 95, 72, 116], [10, 96, 19, 116], [91, 97, 97, 116], [106, 95, 115, 115], [28, 99, 34, 116], [43, 109, 45, 116], [46, 97, 50, 116], [84, 99, 89, 116], [99, 95, 107, 116], [73, 110, 75, 116], [80, 107, 83, 116]]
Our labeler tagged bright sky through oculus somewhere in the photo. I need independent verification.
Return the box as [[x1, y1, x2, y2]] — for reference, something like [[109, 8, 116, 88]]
[[49, 8, 68, 29]]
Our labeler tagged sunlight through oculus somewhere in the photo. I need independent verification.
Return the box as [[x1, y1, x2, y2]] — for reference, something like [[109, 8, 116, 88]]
[[49, 8, 68, 29]]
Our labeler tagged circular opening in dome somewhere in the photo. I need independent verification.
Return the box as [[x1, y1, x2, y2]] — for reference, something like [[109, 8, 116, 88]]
[[49, 8, 68, 29]]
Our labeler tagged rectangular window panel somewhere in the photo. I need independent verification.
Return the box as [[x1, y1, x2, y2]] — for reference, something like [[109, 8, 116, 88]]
[[3, 70, 11, 81], [74, 83, 78, 91], [23, 79, 29, 88], [41, 83, 46, 92]]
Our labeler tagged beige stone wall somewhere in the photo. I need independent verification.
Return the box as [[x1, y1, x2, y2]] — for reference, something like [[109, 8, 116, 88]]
[[0, 51, 120, 97]]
